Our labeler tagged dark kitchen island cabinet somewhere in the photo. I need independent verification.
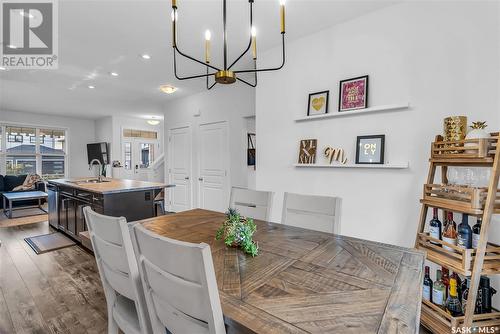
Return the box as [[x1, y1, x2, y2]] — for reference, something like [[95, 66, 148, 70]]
[[47, 178, 166, 243]]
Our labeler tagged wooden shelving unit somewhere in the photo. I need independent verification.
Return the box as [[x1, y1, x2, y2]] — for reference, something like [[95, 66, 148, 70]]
[[415, 133, 500, 333]]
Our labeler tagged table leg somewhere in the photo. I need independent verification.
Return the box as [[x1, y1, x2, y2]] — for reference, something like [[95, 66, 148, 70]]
[[2, 196, 6, 218], [8, 200, 12, 219]]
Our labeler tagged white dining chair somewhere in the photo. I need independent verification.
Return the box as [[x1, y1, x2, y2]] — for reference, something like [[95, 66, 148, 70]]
[[229, 186, 273, 221], [281, 192, 341, 234], [131, 223, 226, 334], [82, 207, 151, 334]]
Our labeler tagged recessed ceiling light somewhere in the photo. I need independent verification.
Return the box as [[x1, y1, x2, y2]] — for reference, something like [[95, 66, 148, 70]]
[[159, 84, 178, 94], [0, 66, 6, 71], [141, 54, 151, 60], [88, 85, 95, 89], [110, 72, 119, 77]]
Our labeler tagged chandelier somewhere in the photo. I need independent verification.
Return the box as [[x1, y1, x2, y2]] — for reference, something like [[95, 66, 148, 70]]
[[171, 0, 286, 89]]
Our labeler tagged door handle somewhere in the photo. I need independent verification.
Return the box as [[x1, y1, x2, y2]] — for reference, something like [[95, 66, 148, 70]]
[[198, 177, 204, 181], [184, 177, 190, 180]]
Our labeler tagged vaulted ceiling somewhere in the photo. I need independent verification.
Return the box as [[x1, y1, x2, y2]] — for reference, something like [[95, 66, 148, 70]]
[[0, 0, 398, 119]]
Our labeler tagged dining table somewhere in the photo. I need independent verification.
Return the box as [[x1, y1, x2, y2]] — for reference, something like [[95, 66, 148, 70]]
[[138, 209, 425, 334]]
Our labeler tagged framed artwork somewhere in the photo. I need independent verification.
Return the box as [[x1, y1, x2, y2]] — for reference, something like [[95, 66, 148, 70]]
[[247, 133, 256, 167], [307, 91, 329, 116], [339, 75, 368, 111], [355, 135, 385, 164], [298, 139, 317, 164]]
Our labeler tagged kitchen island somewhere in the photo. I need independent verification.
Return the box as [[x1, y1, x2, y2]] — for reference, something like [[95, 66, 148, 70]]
[[47, 178, 166, 243]]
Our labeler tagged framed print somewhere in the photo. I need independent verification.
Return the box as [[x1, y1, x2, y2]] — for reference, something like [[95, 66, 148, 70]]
[[298, 139, 317, 164], [356, 135, 385, 164], [307, 91, 329, 116], [339, 75, 368, 111]]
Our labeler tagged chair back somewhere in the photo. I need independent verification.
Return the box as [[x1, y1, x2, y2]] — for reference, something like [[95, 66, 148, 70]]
[[281, 192, 341, 234], [229, 187, 273, 221], [83, 207, 150, 333], [132, 224, 225, 334]]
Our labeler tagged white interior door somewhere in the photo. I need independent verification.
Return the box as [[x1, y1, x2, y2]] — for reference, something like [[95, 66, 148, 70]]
[[121, 140, 156, 181], [168, 126, 192, 212], [198, 121, 229, 213]]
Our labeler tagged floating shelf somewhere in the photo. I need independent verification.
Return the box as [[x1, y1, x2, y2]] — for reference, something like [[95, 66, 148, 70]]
[[293, 163, 409, 169], [294, 103, 410, 122]]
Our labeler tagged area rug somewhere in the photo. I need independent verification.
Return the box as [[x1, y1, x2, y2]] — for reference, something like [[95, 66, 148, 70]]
[[24, 233, 76, 254], [0, 208, 48, 228]]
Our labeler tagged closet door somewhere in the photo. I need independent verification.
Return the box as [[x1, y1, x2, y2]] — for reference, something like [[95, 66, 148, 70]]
[[168, 126, 192, 212], [197, 121, 229, 213]]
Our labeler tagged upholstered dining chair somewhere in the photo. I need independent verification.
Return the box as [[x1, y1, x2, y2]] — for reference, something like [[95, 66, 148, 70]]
[[131, 223, 226, 334], [82, 207, 151, 334], [281, 192, 341, 234], [229, 186, 273, 221]]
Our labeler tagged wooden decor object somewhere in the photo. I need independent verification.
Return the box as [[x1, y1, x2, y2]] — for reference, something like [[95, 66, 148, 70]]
[[324, 147, 347, 164], [298, 139, 317, 164], [415, 132, 500, 332]]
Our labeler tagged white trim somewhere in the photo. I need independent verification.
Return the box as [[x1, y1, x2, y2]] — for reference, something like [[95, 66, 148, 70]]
[[293, 162, 409, 169], [294, 103, 410, 122]]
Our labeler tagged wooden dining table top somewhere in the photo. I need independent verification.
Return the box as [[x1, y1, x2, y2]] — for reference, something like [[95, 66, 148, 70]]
[[138, 209, 425, 334]]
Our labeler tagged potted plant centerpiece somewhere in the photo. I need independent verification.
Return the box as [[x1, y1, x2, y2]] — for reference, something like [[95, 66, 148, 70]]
[[215, 208, 259, 256]]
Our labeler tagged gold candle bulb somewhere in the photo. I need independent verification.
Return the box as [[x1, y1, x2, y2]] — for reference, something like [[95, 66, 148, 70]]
[[251, 26, 257, 59], [205, 30, 211, 63], [280, 0, 285, 33]]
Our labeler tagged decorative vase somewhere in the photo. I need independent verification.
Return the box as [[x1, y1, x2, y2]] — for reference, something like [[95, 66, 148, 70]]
[[443, 116, 467, 154], [444, 116, 468, 142], [465, 121, 490, 154]]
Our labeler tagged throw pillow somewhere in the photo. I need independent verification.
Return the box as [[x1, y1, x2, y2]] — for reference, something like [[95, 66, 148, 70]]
[[13, 174, 42, 191]]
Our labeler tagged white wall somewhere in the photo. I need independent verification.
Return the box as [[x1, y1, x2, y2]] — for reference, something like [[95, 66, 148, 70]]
[[256, 1, 499, 247], [0, 109, 96, 177], [163, 84, 256, 207]]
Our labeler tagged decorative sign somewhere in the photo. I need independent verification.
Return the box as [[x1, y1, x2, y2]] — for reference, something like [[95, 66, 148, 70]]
[[307, 91, 329, 116], [298, 139, 317, 164], [356, 135, 385, 164], [324, 147, 347, 164], [339, 75, 368, 111]]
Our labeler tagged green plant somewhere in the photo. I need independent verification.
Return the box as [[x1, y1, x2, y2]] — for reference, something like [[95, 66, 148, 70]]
[[215, 208, 259, 256]]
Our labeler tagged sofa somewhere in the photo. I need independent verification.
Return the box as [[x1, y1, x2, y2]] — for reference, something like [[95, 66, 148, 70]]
[[0, 174, 46, 210]]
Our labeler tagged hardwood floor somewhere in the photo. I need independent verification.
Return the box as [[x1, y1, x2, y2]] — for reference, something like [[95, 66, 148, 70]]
[[0, 220, 432, 334], [0, 221, 107, 334]]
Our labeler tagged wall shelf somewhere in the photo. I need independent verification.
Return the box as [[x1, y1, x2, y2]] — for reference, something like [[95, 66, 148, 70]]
[[294, 103, 410, 122], [293, 162, 409, 169]]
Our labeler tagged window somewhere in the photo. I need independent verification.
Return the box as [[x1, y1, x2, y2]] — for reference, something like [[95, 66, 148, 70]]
[[139, 143, 154, 168], [124, 142, 132, 170], [0, 125, 67, 179]]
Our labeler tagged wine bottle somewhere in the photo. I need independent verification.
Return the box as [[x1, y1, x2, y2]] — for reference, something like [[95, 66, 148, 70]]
[[472, 218, 482, 249], [446, 278, 463, 316], [442, 267, 450, 299], [429, 208, 442, 245], [450, 271, 462, 303], [423, 266, 433, 302], [461, 278, 469, 312], [442, 212, 457, 251], [457, 214, 472, 249], [433, 269, 446, 307]]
